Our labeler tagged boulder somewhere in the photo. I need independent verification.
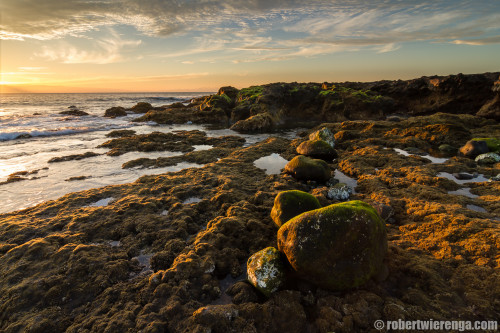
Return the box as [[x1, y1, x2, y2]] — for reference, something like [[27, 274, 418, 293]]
[[230, 113, 275, 133], [284, 155, 331, 182], [326, 183, 353, 201], [475, 152, 500, 164], [104, 106, 127, 118], [277, 200, 387, 291], [459, 140, 489, 158], [270, 190, 322, 228], [129, 102, 153, 113], [296, 139, 338, 161], [247, 247, 286, 297], [309, 127, 335, 148]]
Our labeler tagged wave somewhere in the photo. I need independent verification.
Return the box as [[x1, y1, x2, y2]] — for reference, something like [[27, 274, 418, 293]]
[[0, 124, 134, 142]]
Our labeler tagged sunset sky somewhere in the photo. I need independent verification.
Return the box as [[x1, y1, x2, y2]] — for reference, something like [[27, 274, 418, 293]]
[[1, 0, 499, 93]]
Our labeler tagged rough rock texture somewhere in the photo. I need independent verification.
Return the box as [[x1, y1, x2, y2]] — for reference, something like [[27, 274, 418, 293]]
[[477, 94, 500, 120], [277, 200, 387, 290], [247, 247, 286, 297], [230, 113, 275, 133], [472, 137, 500, 152], [327, 183, 353, 201], [309, 127, 335, 148], [129, 102, 153, 113], [270, 190, 322, 227], [0, 111, 499, 332], [48, 152, 100, 163], [284, 155, 331, 182]]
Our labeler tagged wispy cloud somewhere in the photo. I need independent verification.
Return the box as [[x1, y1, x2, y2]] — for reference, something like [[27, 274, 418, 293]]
[[2, 0, 500, 64], [450, 36, 500, 45], [35, 29, 141, 64]]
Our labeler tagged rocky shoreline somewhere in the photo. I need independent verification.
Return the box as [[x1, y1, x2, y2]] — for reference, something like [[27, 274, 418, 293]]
[[1, 73, 499, 332]]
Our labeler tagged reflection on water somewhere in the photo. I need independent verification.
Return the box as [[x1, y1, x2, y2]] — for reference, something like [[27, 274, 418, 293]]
[[447, 188, 479, 198], [334, 170, 358, 193], [393, 148, 448, 164], [254, 153, 288, 175], [437, 172, 489, 184]]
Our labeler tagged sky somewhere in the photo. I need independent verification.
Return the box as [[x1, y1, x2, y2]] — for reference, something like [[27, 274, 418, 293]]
[[1, 0, 499, 93]]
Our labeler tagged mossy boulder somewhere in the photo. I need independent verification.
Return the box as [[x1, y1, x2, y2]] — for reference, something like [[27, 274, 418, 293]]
[[475, 152, 500, 164], [309, 127, 335, 148], [296, 139, 338, 161], [277, 200, 387, 291], [459, 140, 489, 158], [471, 138, 500, 152], [247, 247, 286, 297], [284, 155, 331, 182], [271, 190, 322, 228]]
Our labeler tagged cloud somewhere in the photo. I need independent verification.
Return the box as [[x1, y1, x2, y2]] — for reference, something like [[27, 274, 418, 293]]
[[450, 36, 500, 45], [2, 0, 500, 64], [35, 29, 141, 64]]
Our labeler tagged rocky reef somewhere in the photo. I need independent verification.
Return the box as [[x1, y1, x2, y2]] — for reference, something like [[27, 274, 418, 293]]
[[129, 72, 500, 133], [1, 74, 500, 332]]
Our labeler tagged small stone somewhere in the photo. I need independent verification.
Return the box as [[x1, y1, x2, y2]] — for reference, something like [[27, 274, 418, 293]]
[[475, 152, 500, 164], [452, 172, 474, 180], [327, 183, 353, 201], [247, 247, 286, 297], [308, 127, 335, 148]]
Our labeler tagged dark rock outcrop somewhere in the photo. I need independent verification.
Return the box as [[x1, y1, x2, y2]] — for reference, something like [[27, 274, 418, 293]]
[[270, 190, 321, 227]]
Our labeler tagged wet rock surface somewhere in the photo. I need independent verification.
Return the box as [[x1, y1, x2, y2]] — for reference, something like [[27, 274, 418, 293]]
[[270, 190, 322, 227], [0, 112, 499, 332]]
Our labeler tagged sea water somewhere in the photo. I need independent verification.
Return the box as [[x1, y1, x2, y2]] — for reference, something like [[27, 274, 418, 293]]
[[0, 92, 299, 213]]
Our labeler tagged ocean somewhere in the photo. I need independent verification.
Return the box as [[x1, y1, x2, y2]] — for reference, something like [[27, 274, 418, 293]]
[[0, 92, 297, 214]]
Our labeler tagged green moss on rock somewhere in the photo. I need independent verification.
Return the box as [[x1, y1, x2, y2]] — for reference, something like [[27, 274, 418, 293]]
[[471, 138, 500, 152], [277, 200, 387, 291], [296, 139, 337, 161], [247, 247, 286, 297], [271, 190, 322, 228], [284, 155, 331, 182]]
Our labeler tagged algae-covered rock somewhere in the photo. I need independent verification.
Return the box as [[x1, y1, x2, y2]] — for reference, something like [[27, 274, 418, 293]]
[[271, 190, 322, 227], [309, 127, 335, 148], [247, 247, 286, 297], [327, 183, 353, 201], [230, 113, 275, 133], [296, 139, 338, 161], [471, 138, 500, 152], [284, 155, 331, 182], [277, 200, 387, 291], [475, 152, 500, 164], [459, 140, 489, 158]]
